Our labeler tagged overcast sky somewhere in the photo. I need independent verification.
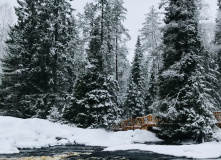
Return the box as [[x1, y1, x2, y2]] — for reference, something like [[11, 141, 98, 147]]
[[1, 0, 219, 62], [71, 0, 218, 62]]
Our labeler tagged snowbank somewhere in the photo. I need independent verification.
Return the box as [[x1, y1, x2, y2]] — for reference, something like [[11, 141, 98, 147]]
[[1, 116, 221, 159], [104, 130, 221, 159], [104, 142, 221, 159], [0, 116, 161, 154]]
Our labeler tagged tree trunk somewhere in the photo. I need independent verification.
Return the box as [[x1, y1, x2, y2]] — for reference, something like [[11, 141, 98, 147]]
[[116, 33, 118, 81], [53, 0, 58, 92], [101, 0, 104, 43]]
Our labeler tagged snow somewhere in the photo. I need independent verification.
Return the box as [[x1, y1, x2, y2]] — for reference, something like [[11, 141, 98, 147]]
[[104, 142, 221, 159], [1, 116, 221, 159], [0, 116, 161, 154]]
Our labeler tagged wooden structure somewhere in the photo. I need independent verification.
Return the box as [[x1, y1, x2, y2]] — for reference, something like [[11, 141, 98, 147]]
[[112, 114, 158, 131], [113, 112, 221, 131], [214, 111, 221, 128]]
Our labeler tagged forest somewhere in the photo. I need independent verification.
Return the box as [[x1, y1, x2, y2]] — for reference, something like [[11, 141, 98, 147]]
[[0, 0, 221, 143]]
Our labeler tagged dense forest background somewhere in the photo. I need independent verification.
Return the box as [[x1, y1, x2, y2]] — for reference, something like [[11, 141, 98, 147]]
[[0, 0, 221, 142]]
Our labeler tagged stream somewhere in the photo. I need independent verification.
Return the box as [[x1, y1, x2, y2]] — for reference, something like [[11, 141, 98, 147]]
[[0, 144, 195, 160]]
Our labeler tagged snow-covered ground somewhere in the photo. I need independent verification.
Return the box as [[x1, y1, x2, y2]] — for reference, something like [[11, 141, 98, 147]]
[[1, 116, 221, 159]]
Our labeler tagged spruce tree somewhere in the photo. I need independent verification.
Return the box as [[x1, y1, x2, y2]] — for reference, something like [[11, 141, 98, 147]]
[[63, 21, 117, 128], [0, 0, 76, 119], [38, 0, 76, 118], [0, 0, 41, 117], [124, 37, 145, 117], [75, 0, 129, 122], [214, 0, 221, 109], [157, 0, 216, 142]]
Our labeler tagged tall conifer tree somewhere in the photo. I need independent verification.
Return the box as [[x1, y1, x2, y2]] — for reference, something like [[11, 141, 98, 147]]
[[214, 0, 221, 108], [63, 20, 117, 128], [75, 0, 129, 121], [140, 6, 163, 113], [157, 0, 216, 142], [124, 37, 145, 117], [0, 0, 42, 117], [0, 0, 76, 119]]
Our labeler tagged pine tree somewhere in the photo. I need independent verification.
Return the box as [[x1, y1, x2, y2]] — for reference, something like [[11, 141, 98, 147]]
[[110, 0, 129, 81], [157, 0, 216, 142], [140, 6, 162, 52], [117, 45, 130, 113], [63, 21, 117, 128], [140, 6, 163, 113], [124, 37, 145, 117], [103, 0, 130, 119], [75, 0, 129, 121]]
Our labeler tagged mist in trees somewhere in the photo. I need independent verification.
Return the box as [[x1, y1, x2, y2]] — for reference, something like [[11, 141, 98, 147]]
[[140, 5, 163, 114], [0, 2, 16, 74]]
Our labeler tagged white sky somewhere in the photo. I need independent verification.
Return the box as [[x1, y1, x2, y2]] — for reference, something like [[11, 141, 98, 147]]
[[70, 0, 218, 62], [1, 0, 219, 62]]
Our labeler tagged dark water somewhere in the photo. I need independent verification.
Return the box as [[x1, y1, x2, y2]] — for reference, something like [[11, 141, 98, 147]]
[[0, 144, 195, 160], [75, 149, 191, 160]]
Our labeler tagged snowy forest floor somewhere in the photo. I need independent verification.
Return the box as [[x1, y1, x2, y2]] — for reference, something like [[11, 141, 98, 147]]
[[1, 116, 221, 159]]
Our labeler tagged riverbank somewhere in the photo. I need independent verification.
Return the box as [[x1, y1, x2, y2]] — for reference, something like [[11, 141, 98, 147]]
[[0, 144, 192, 160], [1, 116, 221, 159]]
